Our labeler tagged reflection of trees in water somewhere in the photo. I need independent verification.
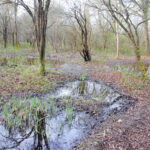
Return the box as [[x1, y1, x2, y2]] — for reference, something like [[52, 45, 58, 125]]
[[82, 82, 103, 96], [79, 81, 86, 95], [0, 128, 33, 149], [0, 111, 50, 150], [34, 111, 49, 150]]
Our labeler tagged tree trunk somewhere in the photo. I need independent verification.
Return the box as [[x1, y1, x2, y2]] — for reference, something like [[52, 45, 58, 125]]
[[3, 27, 7, 48], [38, 12, 48, 75], [134, 44, 147, 77], [18, 0, 51, 75], [80, 31, 91, 62], [144, 21, 150, 56], [39, 43, 46, 75], [34, 1, 48, 75], [143, 0, 150, 56], [83, 43, 91, 61], [38, 25, 46, 74], [12, 32, 15, 47], [115, 21, 119, 58], [14, 0, 18, 48]]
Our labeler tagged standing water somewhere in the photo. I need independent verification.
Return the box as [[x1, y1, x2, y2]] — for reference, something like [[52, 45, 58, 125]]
[[0, 80, 135, 150]]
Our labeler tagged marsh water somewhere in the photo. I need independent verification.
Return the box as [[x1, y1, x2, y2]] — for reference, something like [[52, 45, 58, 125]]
[[0, 80, 134, 150]]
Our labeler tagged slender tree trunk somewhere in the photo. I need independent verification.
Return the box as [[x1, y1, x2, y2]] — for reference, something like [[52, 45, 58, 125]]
[[83, 42, 91, 61], [34, 1, 47, 74], [12, 32, 15, 47], [115, 21, 119, 58], [103, 37, 107, 50], [14, 0, 18, 48], [80, 31, 91, 61], [39, 35, 46, 74], [133, 43, 147, 77], [36, 3, 48, 75], [142, 0, 150, 56], [144, 20, 150, 56], [3, 27, 7, 48]]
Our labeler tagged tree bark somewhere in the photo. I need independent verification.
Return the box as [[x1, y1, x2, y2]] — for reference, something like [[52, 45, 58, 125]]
[[33, 0, 51, 74], [142, 0, 150, 56], [144, 20, 150, 56], [3, 26, 7, 48], [12, 32, 15, 47], [132, 42, 147, 77], [39, 30, 46, 74], [115, 21, 119, 58], [14, 0, 18, 48]]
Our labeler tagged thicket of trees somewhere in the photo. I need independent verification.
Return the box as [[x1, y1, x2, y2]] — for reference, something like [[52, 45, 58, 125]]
[[0, 0, 150, 74]]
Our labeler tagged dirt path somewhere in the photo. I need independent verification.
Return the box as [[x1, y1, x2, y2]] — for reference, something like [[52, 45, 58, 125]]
[[58, 63, 96, 76]]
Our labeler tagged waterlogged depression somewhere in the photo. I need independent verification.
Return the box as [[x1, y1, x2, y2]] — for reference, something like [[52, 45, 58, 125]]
[[0, 80, 135, 150]]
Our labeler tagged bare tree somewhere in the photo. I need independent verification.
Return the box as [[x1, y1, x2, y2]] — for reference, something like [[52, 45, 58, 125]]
[[18, 0, 51, 74], [129, 0, 150, 55], [72, 4, 91, 61], [92, 0, 148, 75]]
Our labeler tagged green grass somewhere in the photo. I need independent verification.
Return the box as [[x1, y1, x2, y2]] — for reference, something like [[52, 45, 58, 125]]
[[0, 44, 19, 53], [19, 42, 31, 48], [0, 42, 32, 54], [0, 56, 39, 67]]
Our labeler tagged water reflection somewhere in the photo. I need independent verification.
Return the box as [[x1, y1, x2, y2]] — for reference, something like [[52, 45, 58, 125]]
[[0, 111, 97, 150], [0, 80, 133, 150]]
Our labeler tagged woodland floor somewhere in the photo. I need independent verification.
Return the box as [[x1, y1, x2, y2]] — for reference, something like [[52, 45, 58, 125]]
[[0, 50, 150, 150], [74, 55, 150, 150]]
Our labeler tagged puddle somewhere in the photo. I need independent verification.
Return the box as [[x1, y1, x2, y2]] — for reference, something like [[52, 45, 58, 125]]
[[0, 80, 134, 150], [113, 64, 150, 77], [0, 111, 96, 150], [50, 80, 122, 104]]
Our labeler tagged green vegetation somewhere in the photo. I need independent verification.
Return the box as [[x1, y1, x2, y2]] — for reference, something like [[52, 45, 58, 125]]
[[2, 97, 49, 129], [0, 42, 31, 53], [80, 73, 86, 81]]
